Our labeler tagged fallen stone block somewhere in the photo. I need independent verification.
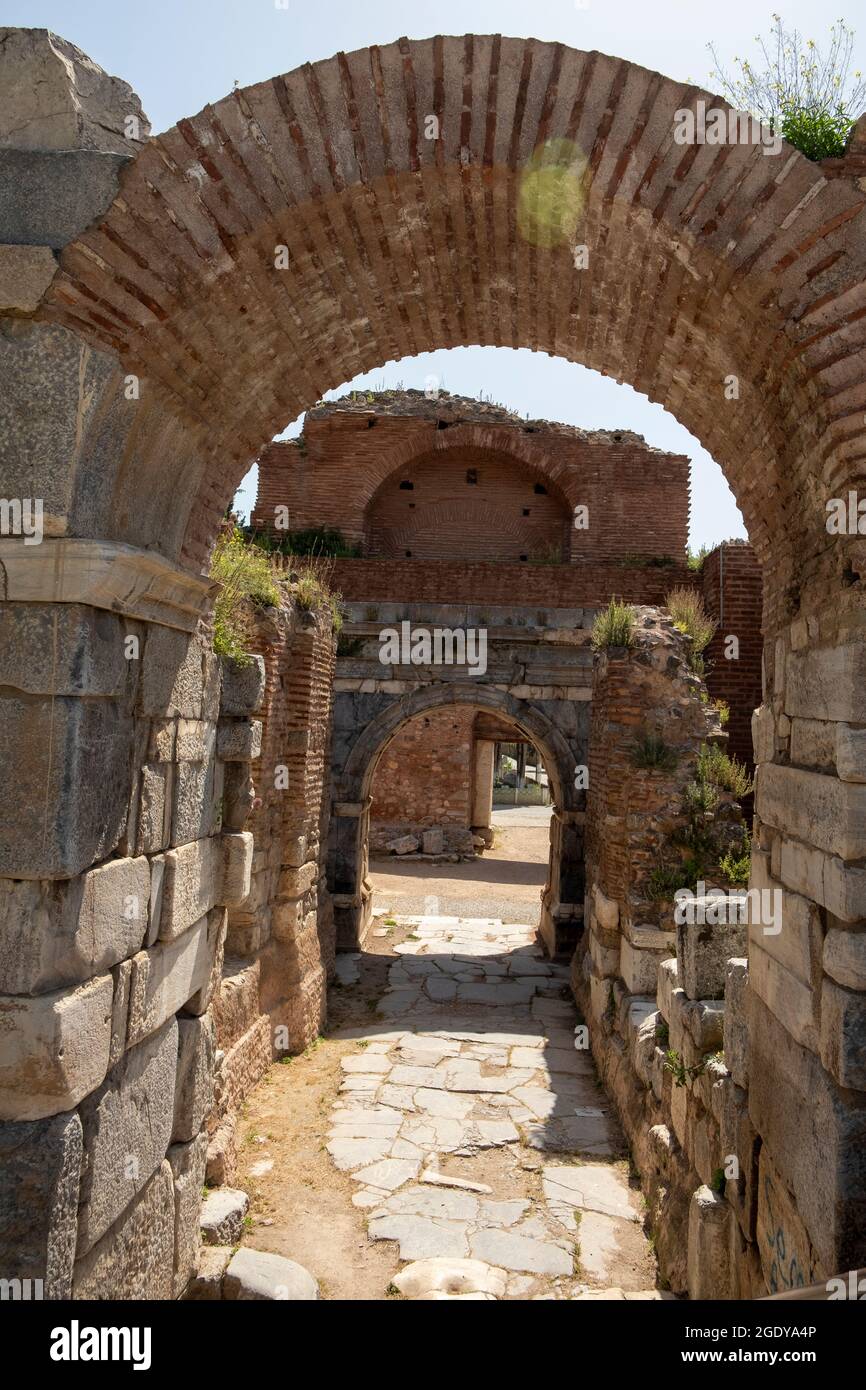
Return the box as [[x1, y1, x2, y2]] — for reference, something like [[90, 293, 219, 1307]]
[[387, 835, 419, 855], [200, 1187, 249, 1246], [222, 1247, 319, 1300], [393, 1257, 506, 1299], [184, 1244, 232, 1300]]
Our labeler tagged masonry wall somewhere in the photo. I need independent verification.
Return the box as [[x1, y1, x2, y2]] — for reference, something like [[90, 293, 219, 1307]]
[[701, 543, 764, 773], [252, 396, 690, 567], [0, 614, 258, 1299]]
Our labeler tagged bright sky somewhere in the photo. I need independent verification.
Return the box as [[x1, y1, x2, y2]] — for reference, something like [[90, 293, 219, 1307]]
[[7, 0, 862, 549]]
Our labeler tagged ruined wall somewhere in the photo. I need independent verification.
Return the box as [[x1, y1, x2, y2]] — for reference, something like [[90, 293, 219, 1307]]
[[369, 705, 476, 845], [0, 613, 257, 1299], [327, 557, 692, 607], [701, 542, 764, 773], [577, 608, 866, 1298], [208, 596, 336, 1185], [252, 393, 690, 566]]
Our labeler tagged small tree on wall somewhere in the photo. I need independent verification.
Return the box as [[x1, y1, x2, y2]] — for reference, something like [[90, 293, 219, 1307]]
[[708, 16, 865, 159]]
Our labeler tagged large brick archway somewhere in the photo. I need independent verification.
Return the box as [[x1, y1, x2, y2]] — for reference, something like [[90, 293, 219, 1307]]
[[3, 29, 866, 1293], [329, 681, 583, 953]]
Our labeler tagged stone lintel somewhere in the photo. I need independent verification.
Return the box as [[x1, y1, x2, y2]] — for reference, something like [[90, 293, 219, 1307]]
[[0, 538, 218, 631]]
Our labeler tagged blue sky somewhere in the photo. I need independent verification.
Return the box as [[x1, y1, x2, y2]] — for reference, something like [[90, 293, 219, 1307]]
[[7, 0, 862, 548]]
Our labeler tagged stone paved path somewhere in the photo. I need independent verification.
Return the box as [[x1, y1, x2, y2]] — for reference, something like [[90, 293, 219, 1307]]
[[327, 915, 661, 1300]]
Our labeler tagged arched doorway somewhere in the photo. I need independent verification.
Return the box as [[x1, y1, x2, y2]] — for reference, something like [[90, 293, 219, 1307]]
[[329, 683, 584, 957]]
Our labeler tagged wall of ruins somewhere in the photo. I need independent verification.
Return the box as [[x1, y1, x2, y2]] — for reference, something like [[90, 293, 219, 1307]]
[[207, 595, 336, 1186], [0, 606, 258, 1299], [701, 542, 764, 775], [252, 396, 690, 566], [576, 608, 866, 1297]]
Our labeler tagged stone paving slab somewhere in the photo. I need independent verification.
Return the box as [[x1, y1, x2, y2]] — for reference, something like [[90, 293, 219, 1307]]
[[324, 915, 657, 1299]]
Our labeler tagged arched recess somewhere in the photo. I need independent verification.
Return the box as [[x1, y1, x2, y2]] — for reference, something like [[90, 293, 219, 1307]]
[[363, 441, 574, 560], [329, 682, 585, 954]]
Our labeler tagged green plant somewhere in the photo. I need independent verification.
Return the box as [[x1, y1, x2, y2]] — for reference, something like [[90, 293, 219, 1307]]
[[655, 1021, 670, 1046], [289, 561, 343, 633], [630, 731, 679, 773], [664, 586, 716, 666], [713, 698, 730, 727], [720, 845, 751, 887], [697, 743, 754, 799], [646, 864, 684, 902], [686, 544, 710, 572], [336, 633, 365, 658], [708, 18, 865, 162], [710, 1167, 727, 1194], [683, 778, 720, 817], [210, 526, 281, 663], [663, 1048, 707, 1088], [591, 598, 636, 651]]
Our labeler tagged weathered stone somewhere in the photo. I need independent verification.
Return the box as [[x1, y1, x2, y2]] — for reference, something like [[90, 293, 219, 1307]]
[[0, 28, 150, 154], [756, 763, 866, 860], [820, 978, 866, 1090], [776, 835, 866, 922], [0, 853, 149, 994], [167, 1130, 208, 1298], [687, 1185, 732, 1299], [0, 694, 132, 878], [542, 1164, 637, 1221], [217, 719, 262, 762], [72, 1161, 174, 1300], [171, 759, 218, 847], [220, 832, 253, 906], [823, 927, 866, 991], [0, 973, 113, 1120], [676, 909, 747, 1001], [748, 994, 866, 1275], [172, 1013, 216, 1142], [749, 850, 819, 987], [749, 945, 818, 1052], [756, 1147, 814, 1294], [126, 913, 215, 1046], [593, 885, 620, 930], [185, 1243, 232, 1300], [723, 959, 750, 1089], [200, 1186, 249, 1245], [785, 643, 866, 723], [140, 627, 206, 719], [156, 837, 221, 941], [392, 1257, 506, 1299], [387, 834, 419, 855], [0, 1109, 82, 1298], [76, 1018, 178, 1255], [222, 1247, 318, 1300], [219, 655, 265, 716], [0, 242, 56, 311], [620, 935, 668, 994], [422, 827, 444, 855]]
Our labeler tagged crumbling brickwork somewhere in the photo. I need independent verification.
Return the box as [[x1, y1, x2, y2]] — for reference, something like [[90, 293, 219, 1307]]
[[701, 543, 764, 773]]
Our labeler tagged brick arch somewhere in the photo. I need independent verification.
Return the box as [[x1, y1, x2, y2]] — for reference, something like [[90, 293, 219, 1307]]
[[339, 681, 579, 811], [38, 35, 866, 590]]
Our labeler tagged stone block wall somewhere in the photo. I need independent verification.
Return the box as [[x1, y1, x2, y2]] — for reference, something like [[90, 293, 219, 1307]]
[[0, 612, 258, 1299], [576, 603, 866, 1296]]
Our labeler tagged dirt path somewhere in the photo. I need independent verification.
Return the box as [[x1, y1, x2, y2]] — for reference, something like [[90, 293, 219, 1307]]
[[368, 817, 550, 923], [236, 914, 662, 1301]]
